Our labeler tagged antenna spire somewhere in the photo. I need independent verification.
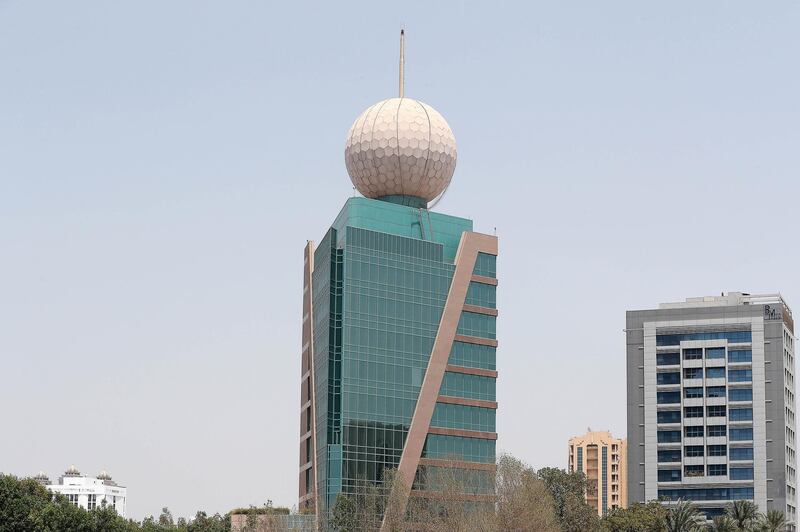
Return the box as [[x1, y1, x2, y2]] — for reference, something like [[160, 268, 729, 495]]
[[399, 29, 405, 98]]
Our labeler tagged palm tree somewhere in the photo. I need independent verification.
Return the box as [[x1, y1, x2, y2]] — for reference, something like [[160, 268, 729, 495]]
[[665, 499, 705, 532], [758, 509, 787, 532], [707, 515, 737, 532], [727, 500, 760, 530]]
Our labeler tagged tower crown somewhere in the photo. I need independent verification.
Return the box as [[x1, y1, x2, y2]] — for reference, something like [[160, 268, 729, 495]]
[[344, 30, 457, 207]]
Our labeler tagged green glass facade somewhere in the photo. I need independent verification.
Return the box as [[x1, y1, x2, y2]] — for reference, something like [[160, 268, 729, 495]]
[[310, 197, 497, 515]]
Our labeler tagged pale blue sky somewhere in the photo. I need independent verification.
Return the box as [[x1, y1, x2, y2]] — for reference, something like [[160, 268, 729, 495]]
[[1, 0, 798, 520]]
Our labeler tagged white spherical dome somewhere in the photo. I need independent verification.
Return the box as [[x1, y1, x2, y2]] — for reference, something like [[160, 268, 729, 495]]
[[345, 97, 457, 204]]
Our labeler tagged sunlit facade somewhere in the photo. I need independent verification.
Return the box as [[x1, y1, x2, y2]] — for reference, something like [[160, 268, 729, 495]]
[[299, 197, 498, 522]]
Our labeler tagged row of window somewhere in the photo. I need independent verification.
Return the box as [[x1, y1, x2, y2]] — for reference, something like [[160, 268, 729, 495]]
[[657, 350, 752, 365], [682, 347, 725, 360], [440, 371, 496, 402], [678, 387, 753, 401], [658, 446, 753, 462], [457, 311, 496, 340], [448, 341, 496, 371], [473, 252, 496, 278], [656, 331, 752, 346], [430, 402, 496, 432], [658, 487, 753, 501], [676, 406, 752, 420], [657, 368, 752, 383], [423, 434, 496, 463], [465, 282, 496, 309], [658, 428, 754, 442], [658, 466, 754, 481], [346, 226, 445, 262]]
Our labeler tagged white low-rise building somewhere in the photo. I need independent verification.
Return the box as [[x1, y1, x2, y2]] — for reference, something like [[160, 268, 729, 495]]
[[36, 466, 127, 518]]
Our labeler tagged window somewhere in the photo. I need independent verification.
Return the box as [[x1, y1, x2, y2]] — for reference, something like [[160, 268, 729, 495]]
[[707, 445, 727, 457], [684, 368, 703, 379], [707, 425, 727, 437], [730, 428, 754, 441], [728, 350, 752, 363], [703, 387, 726, 400], [706, 347, 726, 359], [658, 392, 681, 404], [730, 447, 754, 461], [729, 369, 752, 383], [658, 410, 681, 424], [684, 445, 704, 457], [658, 430, 681, 443], [683, 348, 703, 360], [657, 331, 751, 346], [729, 408, 753, 422], [68, 494, 79, 506], [707, 405, 726, 418], [684, 406, 704, 418], [706, 367, 725, 379], [685, 426, 704, 438], [658, 372, 681, 385], [465, 281, 496, 308], [658, 487, 753, 501], [707, 464, 727, 476], [684, 465, 704, 477], [729, 388, 753, 402], [87, 494, 96, 510], [730, 468, 754, 480], [658, 469, 681, 482], [658, 449, 682, 462], [684, 387, 703, 399], [657, 352, 680, 366], [473, 252, 496, 278]]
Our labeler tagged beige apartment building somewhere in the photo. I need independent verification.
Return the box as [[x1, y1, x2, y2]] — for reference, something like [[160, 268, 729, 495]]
[[568, 430, 627, 515]]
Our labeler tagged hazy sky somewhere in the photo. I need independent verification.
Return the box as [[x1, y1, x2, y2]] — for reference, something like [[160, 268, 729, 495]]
[[2, 0, 799, 520]]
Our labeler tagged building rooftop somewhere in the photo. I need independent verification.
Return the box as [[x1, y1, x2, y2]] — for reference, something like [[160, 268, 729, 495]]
[[658, 292, 792, 316]]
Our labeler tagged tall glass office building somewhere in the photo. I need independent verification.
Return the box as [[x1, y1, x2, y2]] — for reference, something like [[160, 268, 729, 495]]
[[626, 293, 797, 528], [298, 47, 498, 526]]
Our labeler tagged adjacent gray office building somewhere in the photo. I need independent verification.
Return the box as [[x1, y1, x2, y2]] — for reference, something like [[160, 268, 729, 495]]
[[626, 292, 797, 527]]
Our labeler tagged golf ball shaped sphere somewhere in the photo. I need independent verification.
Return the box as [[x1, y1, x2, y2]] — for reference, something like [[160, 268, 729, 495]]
[[344, 98, 457, 202]]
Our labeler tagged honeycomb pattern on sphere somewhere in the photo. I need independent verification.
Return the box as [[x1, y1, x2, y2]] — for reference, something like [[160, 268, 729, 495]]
[[344, 97, 457, 203]]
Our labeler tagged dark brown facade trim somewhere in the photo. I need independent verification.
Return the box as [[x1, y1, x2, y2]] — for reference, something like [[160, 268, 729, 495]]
[[409, 491, 496, 502], [462, 304, 499, 317], [418, 458, 497, 471], [427, 426, 498, 440], [445, 364, 498, 378], [470, 274, 498, 286], [453, 334, 498, 347], [298, 241, 318, 520], [437, 395, 498, 409]]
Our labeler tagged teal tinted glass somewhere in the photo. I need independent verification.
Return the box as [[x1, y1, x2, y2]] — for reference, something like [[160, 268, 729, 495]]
[[473, 252, 496, 277], [440, 371, 496, 401], [431, 402, 496, 432], [465, 282, 496, 308], [415, 466, 494, 494], [448, 341, 496, 370], [457, 311, 496, 339], [423, 434, 496, 463]]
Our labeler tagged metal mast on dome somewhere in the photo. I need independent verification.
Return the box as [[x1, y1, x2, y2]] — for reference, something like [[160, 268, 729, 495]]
[[399, 29, 405, 98]]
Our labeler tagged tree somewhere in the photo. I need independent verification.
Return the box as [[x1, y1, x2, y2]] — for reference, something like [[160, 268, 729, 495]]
[[0, 475, 51, 532], [329, 477, 385, 531], [187, 511, 229, 532], [663, 500, 704, 532], [600, 501, 667, 532], [537, 467, 599, 532], [707, 515, 737, 532], [758, 509, 787, 532], [727, 500, 760, 530], [495, 455, 559, 532]]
